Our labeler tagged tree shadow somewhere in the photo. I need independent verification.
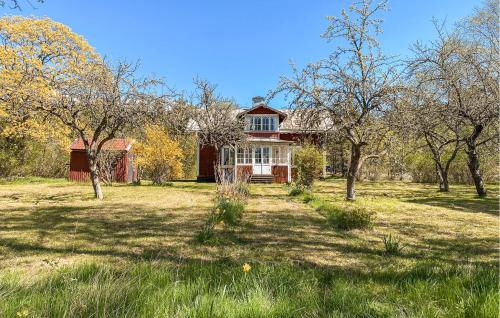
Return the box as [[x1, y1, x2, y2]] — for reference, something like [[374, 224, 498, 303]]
[[405, 196, 498, 216], [1, 180, 498, 272]]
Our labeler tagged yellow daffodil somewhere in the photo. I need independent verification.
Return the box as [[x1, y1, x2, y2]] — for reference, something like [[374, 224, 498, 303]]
[[243, 263, 251, 273]]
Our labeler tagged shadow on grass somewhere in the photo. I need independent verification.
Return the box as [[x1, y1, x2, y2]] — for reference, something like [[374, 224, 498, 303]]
[[406, 196, 499, 216], [1, 179, 498, 270]]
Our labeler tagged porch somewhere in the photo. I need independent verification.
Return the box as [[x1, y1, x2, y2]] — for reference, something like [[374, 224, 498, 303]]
[[220, 140, 295, 183]]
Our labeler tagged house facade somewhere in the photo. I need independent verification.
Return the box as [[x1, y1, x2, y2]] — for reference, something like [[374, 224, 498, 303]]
[[197, 96, 324, 183]]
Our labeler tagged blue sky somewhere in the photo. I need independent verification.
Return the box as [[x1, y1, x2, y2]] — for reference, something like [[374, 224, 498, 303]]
[[2, 0, 482, 108]]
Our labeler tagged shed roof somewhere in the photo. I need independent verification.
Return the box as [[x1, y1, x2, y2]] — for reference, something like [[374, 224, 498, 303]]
[[70, 138, 132, 151]]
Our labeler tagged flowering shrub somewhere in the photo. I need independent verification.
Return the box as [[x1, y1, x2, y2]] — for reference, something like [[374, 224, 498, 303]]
[[135, 124, 184, 185]]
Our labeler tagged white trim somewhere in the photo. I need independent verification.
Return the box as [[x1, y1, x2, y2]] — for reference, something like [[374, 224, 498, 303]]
[[287, 147, 292, 183], [234, 144, 238, 181]]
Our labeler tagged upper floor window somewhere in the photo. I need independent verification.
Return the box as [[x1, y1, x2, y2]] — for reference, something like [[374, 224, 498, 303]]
[[245, 115, 278, 131]]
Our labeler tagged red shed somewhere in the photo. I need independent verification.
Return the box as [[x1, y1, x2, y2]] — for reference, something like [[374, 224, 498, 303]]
[[69, 138, 137, 183]]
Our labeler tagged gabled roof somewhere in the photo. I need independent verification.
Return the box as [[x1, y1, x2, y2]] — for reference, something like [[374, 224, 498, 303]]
[[237, 102, 287, 122], [70, 138, 132, 151]]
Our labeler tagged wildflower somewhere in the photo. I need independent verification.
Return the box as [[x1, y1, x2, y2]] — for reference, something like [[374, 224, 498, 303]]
[[242, 263, 251, 273], [218, 220, 225, 227], [17, 309, 29, 318]]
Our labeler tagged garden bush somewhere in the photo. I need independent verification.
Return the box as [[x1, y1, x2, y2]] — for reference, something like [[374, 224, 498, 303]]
[[294, 144, 324, 188], [288, 183, 305, 196], [216, 197, 244, 225], [324, 205, 373, 230]]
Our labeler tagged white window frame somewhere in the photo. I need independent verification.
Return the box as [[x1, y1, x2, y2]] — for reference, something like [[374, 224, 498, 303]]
[[221, 146, 234, 166], [237, 147, 251, 164], [244, 115, 279, 132], [272, 145, 289, 165]]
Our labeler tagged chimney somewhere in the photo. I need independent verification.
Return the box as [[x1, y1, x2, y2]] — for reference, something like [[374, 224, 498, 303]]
[[252, 96, 265, 106]]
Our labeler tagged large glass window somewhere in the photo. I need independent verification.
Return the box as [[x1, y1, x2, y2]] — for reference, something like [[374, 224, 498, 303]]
[[272, 146, 289, 165], [262, 147, 270, 164], [237, 148, 251, 164], [221, 147, 234, 166], [245, 115, 278, 131], [254, 117, 261, 131], [254, 147, 262, 164], [262, 117, 269, 130]]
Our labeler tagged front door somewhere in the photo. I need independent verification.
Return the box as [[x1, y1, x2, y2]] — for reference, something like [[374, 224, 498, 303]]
[[253, 146, 271, 175]]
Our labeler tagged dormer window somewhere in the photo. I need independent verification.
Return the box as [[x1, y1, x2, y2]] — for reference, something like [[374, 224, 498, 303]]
[[245, 115, 278, 131]]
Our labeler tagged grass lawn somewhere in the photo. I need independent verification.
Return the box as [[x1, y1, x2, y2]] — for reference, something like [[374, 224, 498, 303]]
[[0, 177, 498, 317]]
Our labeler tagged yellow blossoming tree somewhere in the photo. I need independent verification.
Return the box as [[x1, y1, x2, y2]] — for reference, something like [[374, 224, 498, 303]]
[[0, 17, 165, 199], [0, 16, 95, 178], [136, 125, 184, 185]]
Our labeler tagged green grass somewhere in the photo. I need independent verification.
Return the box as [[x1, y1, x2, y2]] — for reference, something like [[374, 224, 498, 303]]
[[1, 260, 497, 318], [0, 178, 498, 317]]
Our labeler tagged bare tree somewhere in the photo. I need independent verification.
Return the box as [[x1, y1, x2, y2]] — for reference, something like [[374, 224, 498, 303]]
[[409, 5, 498, 196], [453, 0, 499, 197], [39, 60, 164, 199], [393, 85, 463, 191], [190, 78, 246, 182], [274, 0, 398, 200], [96, 150, 124, 186]]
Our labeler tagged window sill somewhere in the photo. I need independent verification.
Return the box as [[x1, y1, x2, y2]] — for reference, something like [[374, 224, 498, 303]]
[[244, 130, 279, 133]]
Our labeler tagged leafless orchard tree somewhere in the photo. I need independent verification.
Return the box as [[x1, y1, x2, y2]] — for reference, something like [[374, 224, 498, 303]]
[[96, 149, 124, 186], [190, 78, 246, 182], [392, 84, 463, 192], [454, 0, 499, 197], [274, 0, 398, 200], [39, 60, 165, 199], [408, 0, 499, 197]]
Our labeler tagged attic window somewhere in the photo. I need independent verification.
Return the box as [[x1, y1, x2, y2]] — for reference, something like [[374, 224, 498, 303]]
[[245, 115, 277, 131]]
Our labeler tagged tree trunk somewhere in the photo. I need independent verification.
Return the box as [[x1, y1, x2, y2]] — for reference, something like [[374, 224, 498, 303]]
[[346, 143, 361, 200], [89, 160, 104, 199], [466, 142, 487, 197], [435, 164, 449, 192]]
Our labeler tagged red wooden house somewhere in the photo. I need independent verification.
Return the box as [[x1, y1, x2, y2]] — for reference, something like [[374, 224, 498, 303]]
[[69, 138, 136, 183], [196, 96, 325, 183]]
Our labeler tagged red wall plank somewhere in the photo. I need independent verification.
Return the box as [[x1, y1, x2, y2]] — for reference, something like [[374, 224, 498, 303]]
[[271, 166, 288, 183], [198, 144, 217, 180]]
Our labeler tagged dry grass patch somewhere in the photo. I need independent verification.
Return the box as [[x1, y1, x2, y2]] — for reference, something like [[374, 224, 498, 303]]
[[0, 178, 498, 273], [0, 177, 498, 317]]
